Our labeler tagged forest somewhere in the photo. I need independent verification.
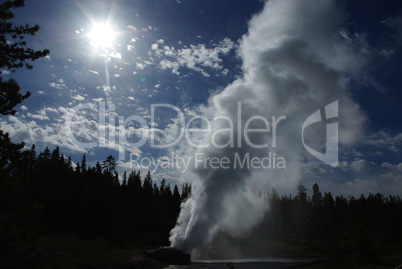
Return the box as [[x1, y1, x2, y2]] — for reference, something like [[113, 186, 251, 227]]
[[259, 182, 402, 264], [1, 142, 402, 267]]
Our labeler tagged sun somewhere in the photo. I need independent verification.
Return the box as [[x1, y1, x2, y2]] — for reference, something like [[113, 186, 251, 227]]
[[88, 22, 116, 49]]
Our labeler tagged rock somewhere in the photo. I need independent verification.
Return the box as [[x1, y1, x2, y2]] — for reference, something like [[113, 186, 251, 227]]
[[146, 247, 191, 265]]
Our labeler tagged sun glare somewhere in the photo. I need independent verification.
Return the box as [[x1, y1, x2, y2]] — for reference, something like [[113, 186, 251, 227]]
[[88, 22, 115, 49]]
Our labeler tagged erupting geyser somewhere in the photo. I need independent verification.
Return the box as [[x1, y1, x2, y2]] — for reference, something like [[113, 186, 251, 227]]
[[170, 0, 365, 254]]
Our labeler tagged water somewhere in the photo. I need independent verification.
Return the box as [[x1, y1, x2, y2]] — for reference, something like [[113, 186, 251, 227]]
[[164, 258, 318, 269]]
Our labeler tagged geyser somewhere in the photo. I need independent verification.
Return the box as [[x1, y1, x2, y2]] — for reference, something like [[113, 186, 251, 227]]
[[170, 0, 365, 254]]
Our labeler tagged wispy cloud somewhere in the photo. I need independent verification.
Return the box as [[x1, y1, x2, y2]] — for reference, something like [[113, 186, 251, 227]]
[[72, 94, 86, 101], [48, 78, 67, 90], [365, 130, 402, 152], [149, 38, 235, 77]]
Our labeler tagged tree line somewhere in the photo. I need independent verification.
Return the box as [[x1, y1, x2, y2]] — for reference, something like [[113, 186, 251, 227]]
[[256, 182, 402, 263], [2, 140, 402, 266], [0, 141, 191, 267], [29, 146, 191, 244]]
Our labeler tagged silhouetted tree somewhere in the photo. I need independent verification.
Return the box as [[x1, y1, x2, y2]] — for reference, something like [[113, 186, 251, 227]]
[[312, 183, 323, 207], [0, 1, 49, 266], [172, 184, 181, 220], [296, 181, 307, 203], [295, 181, 308, 241], [81, 153, 87, 173], [310, 183, 324, 238], [121, 171, 127, 189], [95, 161, 102, 175], [75, 162, 81, 174], [181, 183, 191, 201], [143, 170, 153, 196], [0, 0, 49, 116], [102, 155, 116, 175]]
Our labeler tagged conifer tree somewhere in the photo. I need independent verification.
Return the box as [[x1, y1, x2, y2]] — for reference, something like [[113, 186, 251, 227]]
[[0, 1, 49, 266], [81, 153, 87, 173], [0, 0, 49, 116]]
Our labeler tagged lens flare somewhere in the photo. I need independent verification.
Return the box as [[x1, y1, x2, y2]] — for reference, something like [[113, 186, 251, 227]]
[[88, 22, 115, 48]]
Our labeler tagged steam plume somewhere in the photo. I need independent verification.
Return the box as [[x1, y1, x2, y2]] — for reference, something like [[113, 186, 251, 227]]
[[170, 0, 365, 253]]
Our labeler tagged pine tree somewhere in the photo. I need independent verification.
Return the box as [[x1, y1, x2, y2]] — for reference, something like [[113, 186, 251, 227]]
[[102, 155, 116, 175], [295, 181, 308, 241], [128, 170, 142, 193], [121, 171, 127, 189], [143, 170, 153, 196], [181, 183, 191, 200], [67, 156, 73, 171], [0, 0, 49, 116], [312, 183, 323, 207], [75, 162, 81, 174], [311, 183, 324, 239], [160, 178, 166, 194], [296, 181, 307, 203], [153, 183, 160, 197], [172, 184, 181, 220], [95, 161, 102, 175], [0, 1, 49, 265], [81, 153, 87, 173]]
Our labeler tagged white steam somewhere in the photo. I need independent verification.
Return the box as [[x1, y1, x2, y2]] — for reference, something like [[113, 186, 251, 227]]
[[170, 0, 365, 253]]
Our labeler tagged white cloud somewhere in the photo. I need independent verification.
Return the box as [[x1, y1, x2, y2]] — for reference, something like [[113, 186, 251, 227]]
[[72, 95, 85, 101], [365, 130, 402, 152], [126, 25, 137, 31], [150, 38, 235, 77], [89, 70, 99, 75], [381, 162, 402, 172], [136, 62, 146, 70], [350, 159, 376, 172], [159, 60, 180, 75], [27, 112, 49, 121], [127, 44, 135, 51], [335, 169, 402, 197], [48, 81, 67, 90], [109, 52, 122, 59], [2, 112, 86, 154]]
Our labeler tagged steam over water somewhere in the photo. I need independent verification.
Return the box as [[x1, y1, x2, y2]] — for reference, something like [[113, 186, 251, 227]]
[[165, 258, 316, 268], [170, 0, 365, 253]]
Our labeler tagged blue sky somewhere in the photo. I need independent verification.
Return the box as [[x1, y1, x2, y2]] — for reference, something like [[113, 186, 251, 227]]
[[2, 0, 402, 196]]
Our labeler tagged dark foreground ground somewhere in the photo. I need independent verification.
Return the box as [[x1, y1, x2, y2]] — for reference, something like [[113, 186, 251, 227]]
[[169, 259, 319, 269], [163, 258, 402, 269], [30, 234, 402, 269]]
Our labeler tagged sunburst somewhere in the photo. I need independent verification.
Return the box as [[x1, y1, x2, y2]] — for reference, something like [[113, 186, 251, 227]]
[[88, 22, 116, 49]]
